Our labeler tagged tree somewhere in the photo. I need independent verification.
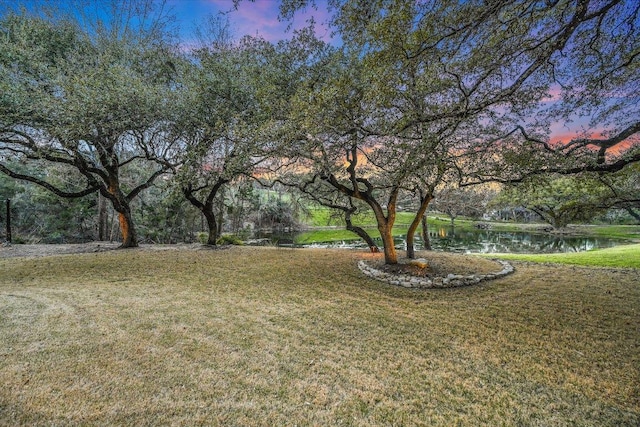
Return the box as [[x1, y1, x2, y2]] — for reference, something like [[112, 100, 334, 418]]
[[432, 187, 491, 228], [277, 0, 639, 264], [0, 5, 180, 247], [596, 163, 640, 223], [496, 175, 610, 229], [175, 24, 323, 245], [278, 51, 407, 263], [292, 175, 380, 252], [0, 161, 97, 242], [457, 0, 640, 181]]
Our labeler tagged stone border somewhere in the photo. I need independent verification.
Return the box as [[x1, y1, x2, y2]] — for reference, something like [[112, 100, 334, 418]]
[[358, 259, 514, 289]]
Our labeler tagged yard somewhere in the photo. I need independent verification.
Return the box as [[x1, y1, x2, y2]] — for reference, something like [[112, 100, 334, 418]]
[[1, 245, 638, 425]]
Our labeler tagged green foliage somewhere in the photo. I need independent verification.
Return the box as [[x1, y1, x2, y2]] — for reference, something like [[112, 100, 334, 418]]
[[1, 1, 638, 250], [0, 162, 96, 243], [216, 234, 243, 246], [253, 197, 299, 231], [0, 6, 181, 247], [496, 174, 612, 229]]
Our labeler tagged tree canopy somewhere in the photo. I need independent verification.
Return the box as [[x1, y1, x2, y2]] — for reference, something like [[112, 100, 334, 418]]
[[0, 3, 181, 247], [0, 0, 638, 262]]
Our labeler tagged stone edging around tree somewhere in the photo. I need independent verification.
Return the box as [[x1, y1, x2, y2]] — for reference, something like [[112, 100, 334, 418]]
[[357, 259, 515, 289]]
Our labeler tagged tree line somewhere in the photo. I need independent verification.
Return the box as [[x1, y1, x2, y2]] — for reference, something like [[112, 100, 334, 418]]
[[0, 0, 638, 264]]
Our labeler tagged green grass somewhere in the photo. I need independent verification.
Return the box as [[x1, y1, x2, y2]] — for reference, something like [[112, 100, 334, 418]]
[[296, 227, 380, 243], [296, 225, 417, 244], [297, 212, 447, 244], [305, 208, 439, 229], [0, 247, 638, 425], [304, 207, 640, 241], [579, 224, 640, 240], [489, 243, 640, 269]]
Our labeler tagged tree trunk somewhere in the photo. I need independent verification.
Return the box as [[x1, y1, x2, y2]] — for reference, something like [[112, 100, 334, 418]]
[[421, 214, 432, 250], [372, 191, 398, 264], [203, 209, 219, 246], [323, 147, 397, 263], [378, 224, 397, 264], [344, 208, 379, 252], [117, 207, 138, 248], [104, 180, 138, 248], [406, 228, 417, 259], [97, 192, 108, 241], [182, 180, 228, 246], [406, 194, 432, 259], [346, 222, 379, 252]]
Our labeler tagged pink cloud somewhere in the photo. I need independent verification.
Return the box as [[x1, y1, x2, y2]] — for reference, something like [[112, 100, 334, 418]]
[[542, 84, 563, 102]]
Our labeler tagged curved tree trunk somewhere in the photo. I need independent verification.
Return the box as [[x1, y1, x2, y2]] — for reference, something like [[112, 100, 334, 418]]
[[406, 194, 432, 259], [182, 179, 228, 246], [421, 214, 432, 250], [344, 208, 379, 252], [346, 222, 379, 253]]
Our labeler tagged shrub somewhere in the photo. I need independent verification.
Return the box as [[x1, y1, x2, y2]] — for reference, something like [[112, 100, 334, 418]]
[[216, 234, 244, 246]]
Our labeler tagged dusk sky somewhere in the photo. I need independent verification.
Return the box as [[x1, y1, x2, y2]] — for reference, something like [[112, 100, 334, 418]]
[[164, 0, 598, 145], [166, 0, 334, 44], [0, 0, 610, 145], [0, 0, 335, 43]]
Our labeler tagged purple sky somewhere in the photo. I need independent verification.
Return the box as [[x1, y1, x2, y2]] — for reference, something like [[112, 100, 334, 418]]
[[166, 0, 334, 44], [1, 0, 613, 146], [0, 0, 330, 42]]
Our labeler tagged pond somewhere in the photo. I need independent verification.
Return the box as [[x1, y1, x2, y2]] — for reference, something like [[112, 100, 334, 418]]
[[255, 227, 628, 254], [401, 228, 625, 253]]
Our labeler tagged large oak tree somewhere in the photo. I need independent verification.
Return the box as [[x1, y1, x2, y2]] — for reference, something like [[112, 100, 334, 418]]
[[0, 4, 180, 247], [278, 0, 639, 264]]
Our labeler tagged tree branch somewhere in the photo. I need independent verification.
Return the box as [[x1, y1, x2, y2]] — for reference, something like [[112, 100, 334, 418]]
[[0, 163, 100, 198]]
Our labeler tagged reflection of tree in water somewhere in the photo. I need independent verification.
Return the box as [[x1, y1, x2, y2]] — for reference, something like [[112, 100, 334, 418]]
[[264, 227, 624, 253], [421, 230, 617, 253], [303, 228, 623, 254]]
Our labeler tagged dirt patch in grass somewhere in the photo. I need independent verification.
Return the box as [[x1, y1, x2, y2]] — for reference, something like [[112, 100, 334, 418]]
[[0, 242, 232, 259], [374, 251, 504, 278]]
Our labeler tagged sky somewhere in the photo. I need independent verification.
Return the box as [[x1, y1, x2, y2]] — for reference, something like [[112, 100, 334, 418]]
[[0, 0, 626, 149], [163, 1, 607, 148], [0, 0, 335, 44], [165, 0, 334, 44]]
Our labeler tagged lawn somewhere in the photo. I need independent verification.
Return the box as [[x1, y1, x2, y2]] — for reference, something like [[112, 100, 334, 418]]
[[1, 246, 638, 425], [490, 243, 640, 269]]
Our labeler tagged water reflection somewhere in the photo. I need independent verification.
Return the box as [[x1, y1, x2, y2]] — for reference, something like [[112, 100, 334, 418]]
[[296, 227, 626, 254], [420, 227, 614, 253]]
